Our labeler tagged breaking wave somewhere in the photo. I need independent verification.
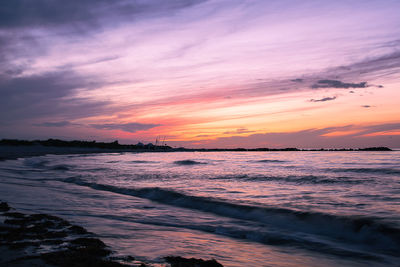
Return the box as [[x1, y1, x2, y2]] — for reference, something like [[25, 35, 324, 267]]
[[327, 168, 400, 175], [211, 174, 371, 185], [129, 160, 158, 164], [50, 164, 71, 171], [251, 159, 287, 163], [23, 158, 50, 168], [60, 177, 400, 257], [173, 160, 207, 165]]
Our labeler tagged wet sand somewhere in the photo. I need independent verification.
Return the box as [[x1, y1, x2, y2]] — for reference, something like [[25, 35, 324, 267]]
[[0, 145, 133, 161]]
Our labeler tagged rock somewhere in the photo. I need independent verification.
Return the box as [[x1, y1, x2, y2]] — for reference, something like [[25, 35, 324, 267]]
[[71, 237, 106, 248], [164, 256, 224, 267], [3, 212, 26, 218], [41, 248, 124, 267], [0, 202, 10, 212], [68, 225, 89, 234]]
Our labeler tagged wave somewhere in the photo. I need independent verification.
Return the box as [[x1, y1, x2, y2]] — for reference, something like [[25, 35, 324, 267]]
[[173, 160, 207, 165], [0, 167, 43, 174], [212, 174, 370, 185], [82, 167, 110, 172], [251, 159, 287, 163], [129, 160, 158, 164], [327, 168, 400, 175], [50, 164, 72, 171], [21, 158, 75, 171], [342, 162, 397, 166], [60, 177, 400, 256], [98, 214, 383, 261], [23, 158, 50, 168]]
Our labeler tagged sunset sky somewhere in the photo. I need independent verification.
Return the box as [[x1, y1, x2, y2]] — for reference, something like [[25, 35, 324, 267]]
[[1, 0, 399, 148]]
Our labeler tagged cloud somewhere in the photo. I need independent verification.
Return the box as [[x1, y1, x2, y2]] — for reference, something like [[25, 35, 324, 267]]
[[309, 96, 337, 102], [0, 71, 114, 124], [34, 121, 74, 127], [290, 78, 303, 83], [311, 80, 367, 89], [56, 56, 121, 70], [184, 123, 400, 149], [90, 122, 160, 133], [361, 105, 371, 108], [1, 1, 399, 145], [33, 120, 160, 134], [357, 122, 400, 135], [0, 0, 206, 30], [238, 51, 400, 99], [0, 0, 208, 72], [195, 134, 211, 137], [223, 128, 255, 135]]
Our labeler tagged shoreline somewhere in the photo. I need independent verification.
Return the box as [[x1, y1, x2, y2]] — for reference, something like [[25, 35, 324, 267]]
[[0, 144, 393, 162], [0, 201, 223, 267], [0, 145, 138, 161]]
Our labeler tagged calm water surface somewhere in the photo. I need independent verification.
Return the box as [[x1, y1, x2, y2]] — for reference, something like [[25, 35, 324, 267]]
[[0, 151, 399, 266]]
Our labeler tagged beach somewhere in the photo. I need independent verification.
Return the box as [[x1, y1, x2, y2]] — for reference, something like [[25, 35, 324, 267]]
[[0, 145, 134, 161]]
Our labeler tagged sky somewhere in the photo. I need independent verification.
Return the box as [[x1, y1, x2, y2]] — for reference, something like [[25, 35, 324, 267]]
[[1, 0, 400, 148]]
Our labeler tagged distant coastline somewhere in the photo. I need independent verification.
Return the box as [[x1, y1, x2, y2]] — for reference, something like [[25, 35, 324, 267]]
[[0, 138, 392, 161]]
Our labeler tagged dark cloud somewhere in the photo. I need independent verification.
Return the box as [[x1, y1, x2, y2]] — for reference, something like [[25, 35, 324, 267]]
[[90, 122, 160, 133], [309, 96, 337, 102], [290, 78, 303, 83], [0, 34, 31, 76], [56, 56, 121, 70], [0, 0, 208, 76], [34, 121, 74, 127], [349, 90, 355, 93], [0, 0, 102, 29], [349, 51, 400, 78], [232, 51, 400, 99], [311, 80, 367, 89], [34, 121, 160, 133], [357, 122, 400, 135], [0, 71, 113, 124], [0, 0, 206, 30], [361, 105, 371, 108]]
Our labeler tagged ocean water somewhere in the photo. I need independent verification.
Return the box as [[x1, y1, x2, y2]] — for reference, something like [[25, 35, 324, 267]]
[[0, 151, 399, 266]]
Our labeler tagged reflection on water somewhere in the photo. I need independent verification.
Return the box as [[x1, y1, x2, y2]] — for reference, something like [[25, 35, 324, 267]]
[[0, 151, 399, 266]]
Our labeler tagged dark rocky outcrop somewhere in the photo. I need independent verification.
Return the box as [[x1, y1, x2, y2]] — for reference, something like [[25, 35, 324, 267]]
[[0, 202, 128, 266], [0, 201, 224, 267], [165, 256, 223, 267]]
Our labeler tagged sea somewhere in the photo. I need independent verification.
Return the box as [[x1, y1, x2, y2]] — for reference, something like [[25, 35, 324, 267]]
[[0, 151, 399, 266]]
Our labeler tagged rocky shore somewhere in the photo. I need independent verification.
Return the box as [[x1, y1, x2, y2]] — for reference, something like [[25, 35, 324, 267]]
[[0, 201, 223, 267]]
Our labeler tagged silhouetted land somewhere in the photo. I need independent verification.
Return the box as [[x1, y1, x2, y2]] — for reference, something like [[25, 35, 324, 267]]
[[0, 139, 392, 152], [0, 138, 172, 150]]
